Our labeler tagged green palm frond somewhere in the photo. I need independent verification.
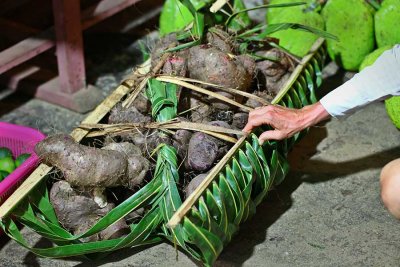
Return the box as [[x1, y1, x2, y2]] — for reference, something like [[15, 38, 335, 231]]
[[167, 38, 327, 266]]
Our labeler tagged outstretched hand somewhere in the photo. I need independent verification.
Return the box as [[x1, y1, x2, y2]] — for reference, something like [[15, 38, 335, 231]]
[[243, 102, 331, 144]]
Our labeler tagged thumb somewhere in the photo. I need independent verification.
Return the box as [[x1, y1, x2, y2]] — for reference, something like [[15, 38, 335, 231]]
[[258, 130, 287, 144]]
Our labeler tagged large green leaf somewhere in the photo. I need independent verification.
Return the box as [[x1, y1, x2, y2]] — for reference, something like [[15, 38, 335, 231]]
[[159, 0, 194, 36]]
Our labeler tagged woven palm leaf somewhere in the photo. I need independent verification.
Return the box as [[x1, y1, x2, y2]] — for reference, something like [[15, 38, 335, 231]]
[[167, 38, 327, 266]]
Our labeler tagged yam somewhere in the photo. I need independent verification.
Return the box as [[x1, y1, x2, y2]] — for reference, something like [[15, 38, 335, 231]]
[[188, 45, 255, 110], [50, 181, 129, 241], [35, 134, 149, 189], [103, 142, 150, 187], [256, 49, 292, 96], [108, 104, 151, 124], [231, 113, 249, 130], [184, 173, 208, 198], [186, 132, 219, 172]]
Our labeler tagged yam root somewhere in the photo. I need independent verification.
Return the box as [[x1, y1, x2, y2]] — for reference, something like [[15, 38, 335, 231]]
[[184, 173, 208, 198], [231, 112, 249, 130], [108, 104, 151, 124], [151, 33, 177, 68], [256, 48, 293, 96], [244, 90, 274, 109], [206, 27, 237, 53], [187, 45, 255, 110], [35, 134, 149, 189], [172, 129, 192, 160], [186, 121, 231, 172], [50, 181, 129, 241], [186, 132, 219, 172], [103, 142, 150, 188]]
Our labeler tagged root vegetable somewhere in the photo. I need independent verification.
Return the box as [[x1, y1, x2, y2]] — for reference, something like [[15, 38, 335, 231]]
[[131, 93, 151, 114], [35, 134, 149, 189], [50, 181, 129, 241], [103, 142, 150, 188], [186, 121, 231, 172], [172, 129, 192, 160], [186, 132, 219, 172], [207, 121, 231, 158], [162, 50, 188, 77], [151, 33, 177, 68], [189, 92, 213, 123], [206, 27, 237, 53], [123, 130, 171, 155], [244, 90, 274, 109], [108, 104, 151, 124], [231, 113, 249, 130], [184, 173, 208, 198], [188, 45, 255, 110], [256, 48, 293, 96]]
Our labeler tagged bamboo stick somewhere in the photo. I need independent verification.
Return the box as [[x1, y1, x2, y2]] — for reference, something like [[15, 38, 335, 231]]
[[167, 135, 247, 228], [156, 76, 253, 112], [210, 0, 229, 13]]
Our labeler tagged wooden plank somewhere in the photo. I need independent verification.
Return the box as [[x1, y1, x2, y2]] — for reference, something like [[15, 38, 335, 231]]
[[0, 60, 150, 220], [52, 0, 86, 94], [0, 29, 55, 75], [81, 0, 143, 29], [0, 18, 40, 42], [0, 0, 144, 75]]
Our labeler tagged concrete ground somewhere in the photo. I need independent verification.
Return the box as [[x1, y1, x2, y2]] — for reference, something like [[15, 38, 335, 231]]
[[0, 32, 399, 266]]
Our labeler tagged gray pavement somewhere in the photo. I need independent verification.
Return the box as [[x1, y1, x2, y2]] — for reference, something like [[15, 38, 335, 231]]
[[0, 33, 399, 266]]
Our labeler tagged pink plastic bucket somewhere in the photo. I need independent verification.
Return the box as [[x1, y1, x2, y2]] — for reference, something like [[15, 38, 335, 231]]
[[0, 122, 45, 205]]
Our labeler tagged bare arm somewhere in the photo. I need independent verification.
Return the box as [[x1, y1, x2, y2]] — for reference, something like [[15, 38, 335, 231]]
[[244, 44, 400, 143]]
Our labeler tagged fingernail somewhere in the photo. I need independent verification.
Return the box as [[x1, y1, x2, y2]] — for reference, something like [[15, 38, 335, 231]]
[[258, 139, 264, 145]]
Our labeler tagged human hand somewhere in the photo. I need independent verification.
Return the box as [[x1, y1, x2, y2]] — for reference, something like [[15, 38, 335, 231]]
[[243, 102, 330, 144]]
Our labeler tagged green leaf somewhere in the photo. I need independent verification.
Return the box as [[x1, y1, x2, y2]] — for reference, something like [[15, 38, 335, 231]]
[[227, 0, 252, 32], [159, 0, 194, 36], [225, 2, 307, 27], [183, 217, 223, 266]]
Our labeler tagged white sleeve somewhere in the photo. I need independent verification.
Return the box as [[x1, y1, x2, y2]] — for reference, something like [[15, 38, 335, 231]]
[[320, 44, 400, 117]]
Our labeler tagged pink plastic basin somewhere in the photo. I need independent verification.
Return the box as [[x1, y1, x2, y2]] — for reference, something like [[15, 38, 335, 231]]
[[0, 122, 45, 205]]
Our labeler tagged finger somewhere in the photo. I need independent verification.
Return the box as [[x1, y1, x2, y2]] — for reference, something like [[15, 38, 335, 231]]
[[243, 114, 270, 133], [258, 130, 286, 144]]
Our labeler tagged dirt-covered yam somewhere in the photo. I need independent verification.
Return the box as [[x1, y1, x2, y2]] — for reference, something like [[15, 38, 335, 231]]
[[256, 48, 293, 96], [206, 27, 237, 53], [172, 129, 192, 160], [36, 134, 129, 188], [162, 49, 188, 77], [151, 33, 177, 68], [103, 142, 149, 187], [232, 113, 249, 130], [184, 173, 208, 198], [125, 130, 171, 155], [186, 132, 219, 172], [108, 104, 151, 124], [50, 181, 129, 241], [188, 45, 255, 110], [244, 90, 274, 109], [131, 93, 151, 114], [207, 121, 231, 158], [189, 92, 213, 123]]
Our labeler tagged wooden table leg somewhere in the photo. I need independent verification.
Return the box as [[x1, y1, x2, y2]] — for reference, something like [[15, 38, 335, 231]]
[[36, 0, 103, 113]]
